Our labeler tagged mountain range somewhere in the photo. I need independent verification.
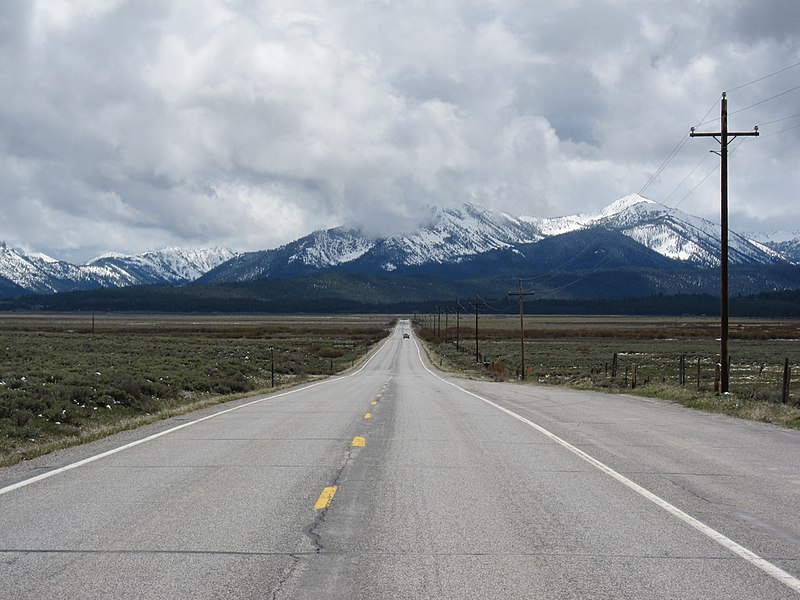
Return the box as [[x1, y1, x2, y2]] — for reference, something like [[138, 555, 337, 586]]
[[2, 194, 799, 303], [0, 245, 236, 297], [197, 194, 793, 285]]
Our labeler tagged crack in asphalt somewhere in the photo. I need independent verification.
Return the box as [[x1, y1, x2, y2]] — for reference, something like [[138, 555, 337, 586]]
[[270, 443, 360, 599]]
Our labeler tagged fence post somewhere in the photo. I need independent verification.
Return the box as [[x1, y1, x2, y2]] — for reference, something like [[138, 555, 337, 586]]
[[632, 365, 638, 389], [782, 358, 791, 404], [749, 364, 764, 400], [679, 354, 686, 386], [697, 356, 701, 391], [611, 353, 618, 379], [714, 354, 721, 394]]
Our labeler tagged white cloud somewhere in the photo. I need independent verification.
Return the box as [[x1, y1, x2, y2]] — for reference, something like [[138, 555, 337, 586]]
[[0, 0, 798, 261]]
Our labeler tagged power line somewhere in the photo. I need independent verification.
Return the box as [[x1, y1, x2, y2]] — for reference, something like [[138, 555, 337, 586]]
[[729, 82, 800, 117], [637, 135, 690, 196], [518, 234, 613, 288], [757, 111, 800, 127], [664, 89, 782, 210], [637, 94, 723, 198], [759, 122, 800, 139], [524, 249, 626, 297], [675, 162, 718, 208], [648, 61, 800, 206], [695, 95, 723, 128], [698, 82, 800, 126], [674, 137, 750, 208], [475, 295, 514, 313], [726, 59, 800, 93], [664, 152, 712, 207]]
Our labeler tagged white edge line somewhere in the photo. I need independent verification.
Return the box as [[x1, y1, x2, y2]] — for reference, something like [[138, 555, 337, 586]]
[[0, 330, 393, 497], [412, 338, 800, 594]]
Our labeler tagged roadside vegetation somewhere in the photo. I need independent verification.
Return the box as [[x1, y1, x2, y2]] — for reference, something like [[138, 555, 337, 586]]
[[416, 315, 800, 430], [0, 314, 392, 465]]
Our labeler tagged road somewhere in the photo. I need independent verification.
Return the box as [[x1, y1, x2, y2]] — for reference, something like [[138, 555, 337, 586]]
[[1, 320, 799, 598]]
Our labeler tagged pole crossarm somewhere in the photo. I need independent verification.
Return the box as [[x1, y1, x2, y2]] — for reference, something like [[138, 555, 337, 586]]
[[690, 131, 759, 137]]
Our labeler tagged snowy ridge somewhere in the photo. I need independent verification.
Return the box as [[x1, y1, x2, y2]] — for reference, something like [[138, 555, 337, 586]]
[[523, 194, 785, 266], [278, 203, 545, 272], [0, 243, 236, 297], [288, 229, 375, 267], [379, 203, 543, 267], [88, 247, 238, 283], [745, 229, 800, 264]]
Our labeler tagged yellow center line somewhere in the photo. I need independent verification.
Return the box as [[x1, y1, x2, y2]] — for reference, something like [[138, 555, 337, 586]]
[[351, 436, 366, 447], [371, 401, 378, 405], [364, 412, 373, 419], [314, 486, 337, 510]]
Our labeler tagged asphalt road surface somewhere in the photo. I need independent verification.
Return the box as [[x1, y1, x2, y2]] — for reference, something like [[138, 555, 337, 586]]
[[2, 320, 799, 599]]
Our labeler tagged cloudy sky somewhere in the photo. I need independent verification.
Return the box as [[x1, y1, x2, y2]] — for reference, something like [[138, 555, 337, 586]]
[[1, 0, 799, 262]]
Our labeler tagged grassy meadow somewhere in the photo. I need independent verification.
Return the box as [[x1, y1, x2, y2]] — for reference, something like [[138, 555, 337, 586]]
[[0, 313, 392, 465], [417, 314, 800, 429]]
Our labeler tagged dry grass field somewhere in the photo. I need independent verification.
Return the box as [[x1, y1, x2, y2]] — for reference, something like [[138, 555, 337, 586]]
[[417, 314, 800, 429], [0, 313, 393, 465]]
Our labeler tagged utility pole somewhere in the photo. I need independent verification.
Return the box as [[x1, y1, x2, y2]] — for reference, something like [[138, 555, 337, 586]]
[[690, 92, 758, 393], [270, 346, 275, 388], [444, 309, 449, 344], [469, 298, 481, 363], [508, 279, 534, 380], [455, 303, 461, 351]]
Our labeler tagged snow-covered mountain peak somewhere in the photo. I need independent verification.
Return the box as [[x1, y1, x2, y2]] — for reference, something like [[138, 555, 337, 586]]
[[597, 193, 655, 218], [379, 201, 543, 267], [288, 228, 375, 267], [27, 252, 59, 263], [86, 251, 128, 263]]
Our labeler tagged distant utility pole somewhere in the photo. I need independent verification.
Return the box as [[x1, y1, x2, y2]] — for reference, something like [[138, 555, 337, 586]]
[[270, 346, 275, 388], [469, 298, 481, 363], [690, 92, 758, 393], [455, 303, 461, 351], [508, 279, 534, 380]]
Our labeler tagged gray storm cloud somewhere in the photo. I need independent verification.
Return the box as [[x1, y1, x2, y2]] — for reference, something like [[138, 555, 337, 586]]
[[0, 0, 798, 262]]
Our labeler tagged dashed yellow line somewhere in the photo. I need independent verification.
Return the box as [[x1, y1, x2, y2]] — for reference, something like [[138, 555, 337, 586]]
[[352, 436, 366, 447], [364, 412, 373, 419], [370, 401, 378, 406], [314, 486, 338, 510]]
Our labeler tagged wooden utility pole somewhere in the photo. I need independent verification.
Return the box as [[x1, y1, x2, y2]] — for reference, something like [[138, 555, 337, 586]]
[[508, 280, 534, 380], [455, 304, 461, 351], [270, 346, 275, 388], [470, 298, 481, 363], [690, 92, 758, 393]]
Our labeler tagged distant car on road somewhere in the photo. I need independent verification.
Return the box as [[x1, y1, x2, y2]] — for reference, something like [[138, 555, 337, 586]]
[[403, 333, 410, 339]]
